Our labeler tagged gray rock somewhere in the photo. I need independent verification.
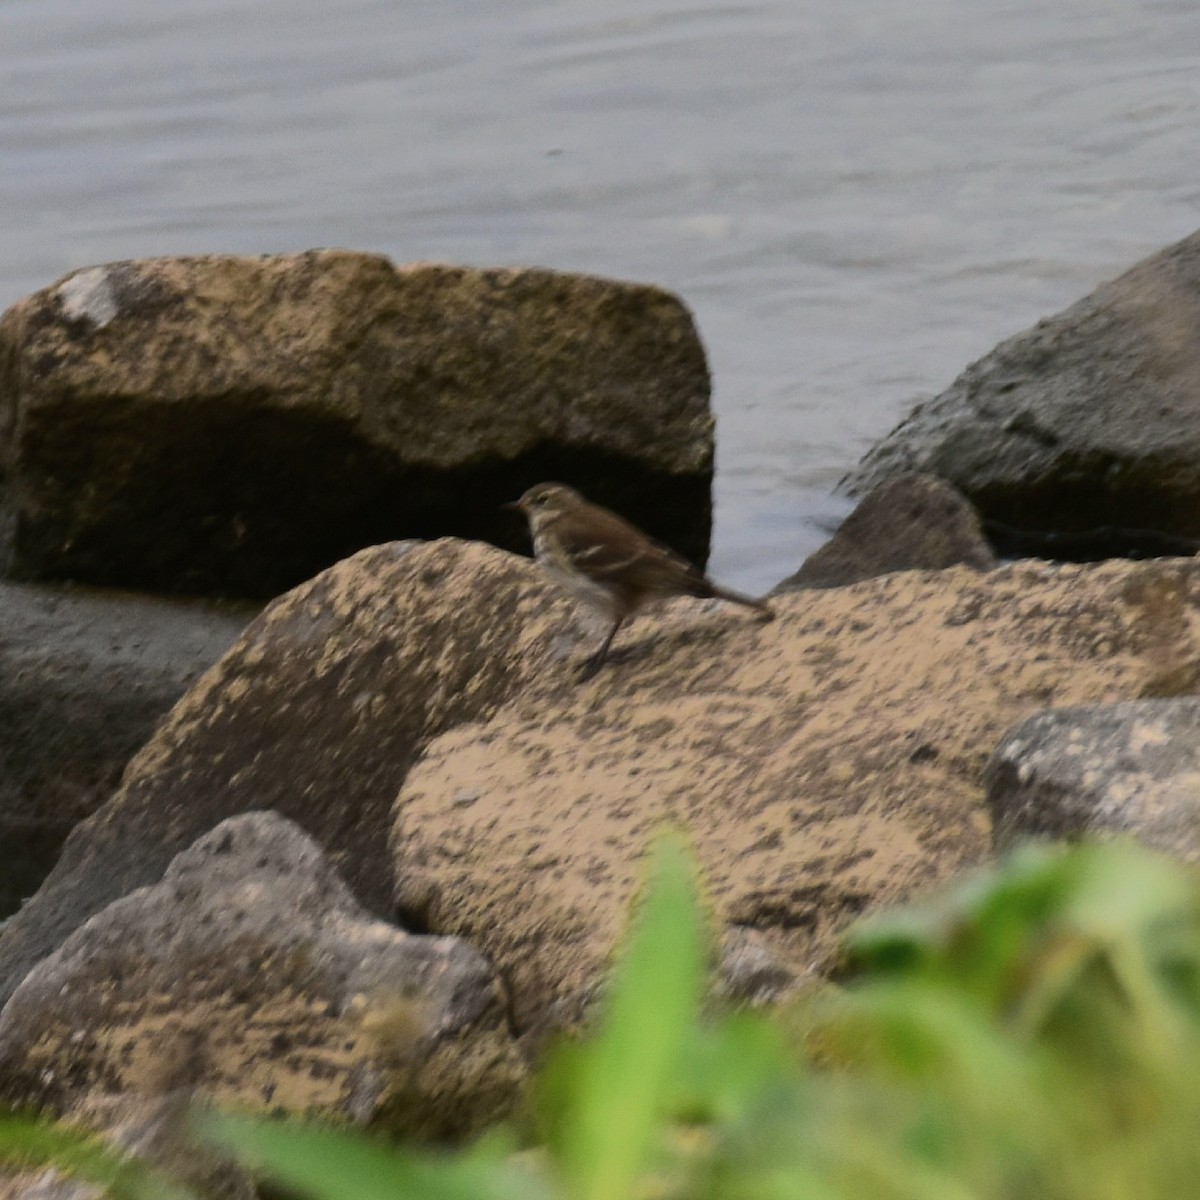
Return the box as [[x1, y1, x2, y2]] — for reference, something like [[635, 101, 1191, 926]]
[[0, 252, 713, 596], [0, 538, 571, 1007], [33, 1091, 254, 1200], [0, 1172, 101, 1200], [775, 474, 995, 591], [0, 811, 525, 1138], [987, 698, 1200, 860], [716, 925, 803, 1006], [841, 229, 1200, 551], [0, 580, 253, 917]]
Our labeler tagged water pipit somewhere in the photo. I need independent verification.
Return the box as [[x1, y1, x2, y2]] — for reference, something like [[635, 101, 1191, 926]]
[[507, 482, 773, 680]]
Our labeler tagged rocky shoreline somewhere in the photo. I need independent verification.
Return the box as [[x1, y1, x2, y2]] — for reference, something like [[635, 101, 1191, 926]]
[[4, 234, 1200, 1174]]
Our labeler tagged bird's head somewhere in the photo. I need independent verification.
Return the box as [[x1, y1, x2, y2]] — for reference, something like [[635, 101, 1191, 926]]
[[504, 482, 581, 518]]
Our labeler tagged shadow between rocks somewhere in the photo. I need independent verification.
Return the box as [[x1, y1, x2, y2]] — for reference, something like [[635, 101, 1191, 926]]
[[4, 407, 712, 599]]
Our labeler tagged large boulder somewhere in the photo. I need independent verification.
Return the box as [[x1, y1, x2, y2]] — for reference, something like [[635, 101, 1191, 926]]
[[0, 252, 712, 595], [841, 229, 1200, 553], [0, 812, 525, 1138], [0, 580, 252, 917], [0, 538, 573, 1007], [392, 556, 1200, 1038], [987, 696, 1200, 861]]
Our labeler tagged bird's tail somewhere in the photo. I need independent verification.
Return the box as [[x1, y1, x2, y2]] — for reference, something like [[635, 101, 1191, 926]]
[[705, 582, 775, 621]]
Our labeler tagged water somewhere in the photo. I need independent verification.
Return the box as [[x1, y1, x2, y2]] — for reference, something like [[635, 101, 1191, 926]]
[[4, 0, 1199, 593]]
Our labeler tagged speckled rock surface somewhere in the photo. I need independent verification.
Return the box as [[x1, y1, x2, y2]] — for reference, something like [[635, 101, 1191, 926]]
[[841, 229, 1200, 548], [0, 812, 524, 1138], [392, 556, 1200, 1037], [0, 251, 713, 595], [0, 538, 574, 1007], [0, 580, 253, 917], [776, 474, 995, 592], [987, 696, 1200, 860]]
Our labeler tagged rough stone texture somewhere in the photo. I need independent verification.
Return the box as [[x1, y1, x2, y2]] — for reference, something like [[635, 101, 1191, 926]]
[[0, 538, 574, 1007], [392, 556, 1200, 1038], [716, 926, 804, 1006], [0, 1092, 253, 1200], [987, 697, 1200, 861], [775, 474, 995, 592], [0, 251, 713, 596], [0, 580, 254, 917], [0, 1173, 99, 1200], [0, 812, 524, 1138], [840, 229, 1200, 550]]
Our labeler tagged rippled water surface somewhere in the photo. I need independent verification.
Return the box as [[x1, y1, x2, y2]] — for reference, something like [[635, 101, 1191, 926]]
[[4, 0, 1199, 590]]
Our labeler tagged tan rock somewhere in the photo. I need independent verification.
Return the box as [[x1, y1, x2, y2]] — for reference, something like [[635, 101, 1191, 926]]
[[0, 538, 573, 1007], [0, 252, 712, 595], [392, 556, 1200, 1036]]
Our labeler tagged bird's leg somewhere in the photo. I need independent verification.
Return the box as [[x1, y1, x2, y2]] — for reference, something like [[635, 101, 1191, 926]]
[[578, 616, 624, 681]]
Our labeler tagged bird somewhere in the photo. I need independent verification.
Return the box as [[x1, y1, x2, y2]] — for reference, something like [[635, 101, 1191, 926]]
[[506, 482, 773, 680]]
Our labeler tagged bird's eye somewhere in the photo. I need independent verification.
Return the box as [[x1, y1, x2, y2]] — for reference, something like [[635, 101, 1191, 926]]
[[534, 492, 548, 506]]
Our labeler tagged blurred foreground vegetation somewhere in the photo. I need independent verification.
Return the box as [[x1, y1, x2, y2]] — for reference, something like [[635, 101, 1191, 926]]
[[7, 835, 1200, 1200]]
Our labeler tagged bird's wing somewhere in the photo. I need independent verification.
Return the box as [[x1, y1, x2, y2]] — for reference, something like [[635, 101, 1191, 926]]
[[559, 505, 701, 594]]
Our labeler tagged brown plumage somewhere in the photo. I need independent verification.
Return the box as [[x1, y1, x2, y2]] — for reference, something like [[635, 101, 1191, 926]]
[[506, 482, 773, 679]]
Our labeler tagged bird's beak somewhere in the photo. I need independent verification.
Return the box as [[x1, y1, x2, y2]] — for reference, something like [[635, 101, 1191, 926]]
[[502, 499, 525, 513]]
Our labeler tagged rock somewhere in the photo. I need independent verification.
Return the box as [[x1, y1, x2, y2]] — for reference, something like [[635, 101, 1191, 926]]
[[0, 252, 713, 596], [391, 556, 1200, 1038], [0, 538, 573, 1007], [4, 1092, 256, 1200], [987, 697, 1200, 861], [0, 1173, 100, 1200], [716, 926, 804, 1006], [840, 229, 1200, 552], [0, 580, 253, 918], [0, 812, 525, 1138], [775, 474, 995, 591]]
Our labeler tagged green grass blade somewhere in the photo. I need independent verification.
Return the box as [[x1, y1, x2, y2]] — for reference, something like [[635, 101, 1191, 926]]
[[0, 1110, 192, 1200], [555, 829, 708, 1200], [195, 1110, 544, 1200]]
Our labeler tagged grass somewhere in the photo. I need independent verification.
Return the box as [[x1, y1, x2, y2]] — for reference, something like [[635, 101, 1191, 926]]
[[9, 834, 1200, 1200]]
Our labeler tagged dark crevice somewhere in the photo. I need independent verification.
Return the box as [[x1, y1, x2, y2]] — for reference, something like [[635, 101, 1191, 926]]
[[4, 397, 712, 599], [985, 519, 1200, 563], [0, 822, 73, 922], [489, 962, 528, 1052]]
